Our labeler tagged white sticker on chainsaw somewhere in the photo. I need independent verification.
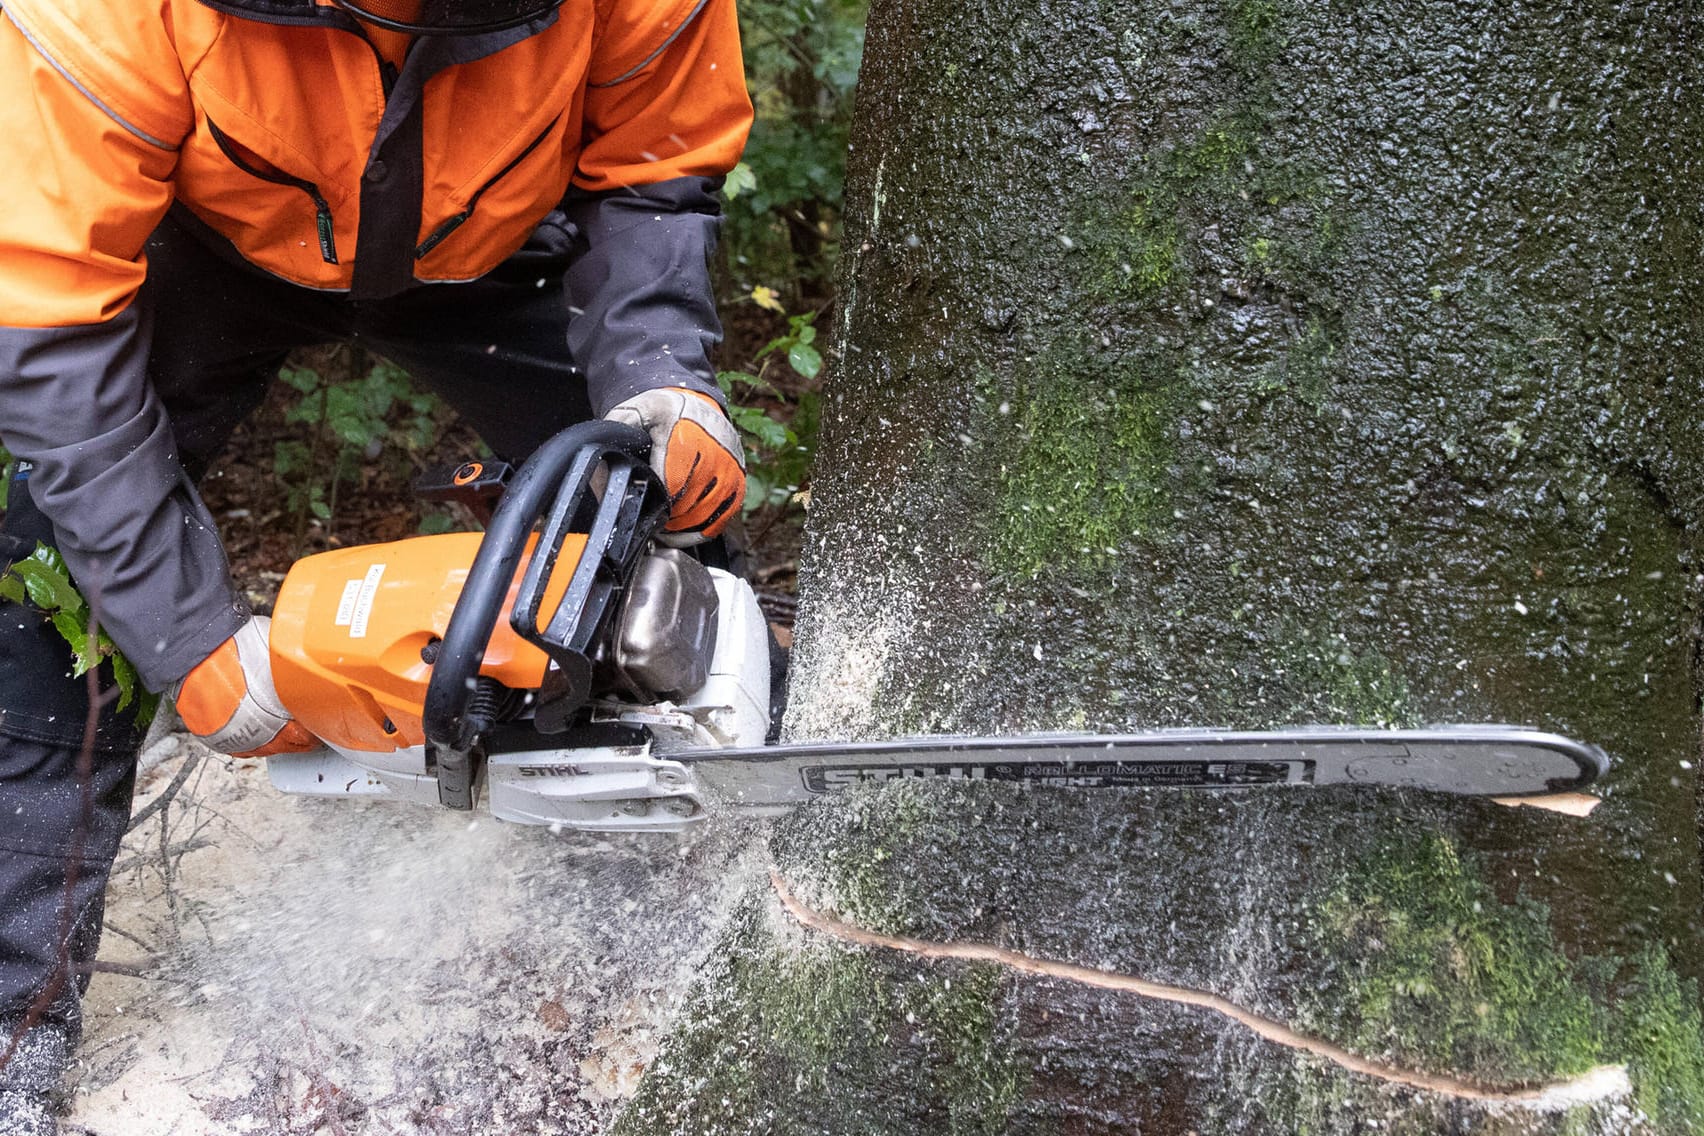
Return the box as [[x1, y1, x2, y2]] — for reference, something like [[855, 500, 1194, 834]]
[[334, 579, 363, 627], [349, 564, 386, 639]]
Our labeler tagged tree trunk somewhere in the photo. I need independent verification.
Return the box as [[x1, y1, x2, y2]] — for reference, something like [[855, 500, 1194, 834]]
[[623, 0, 1704, 1131]]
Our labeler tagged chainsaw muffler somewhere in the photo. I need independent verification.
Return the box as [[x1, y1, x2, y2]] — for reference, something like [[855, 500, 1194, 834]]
[[610, 548, 719, 700]]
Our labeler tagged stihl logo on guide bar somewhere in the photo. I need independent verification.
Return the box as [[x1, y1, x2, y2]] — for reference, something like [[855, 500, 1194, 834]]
[[800, 760, 1310, 793]]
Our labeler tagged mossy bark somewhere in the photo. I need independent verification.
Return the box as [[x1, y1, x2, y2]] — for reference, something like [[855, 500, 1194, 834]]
[[620, 785, 1704, 1135], [626, 0, 1704, 1130], [781, 0, 1704, 951]]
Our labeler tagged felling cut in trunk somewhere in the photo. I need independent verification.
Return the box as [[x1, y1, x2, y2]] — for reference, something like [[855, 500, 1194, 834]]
[[617, 0, 1704, 1131]]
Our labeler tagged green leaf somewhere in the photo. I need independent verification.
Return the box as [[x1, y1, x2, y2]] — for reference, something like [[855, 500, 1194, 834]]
[[110, 650, 139, 712], [787, 343, 823, 380], [310, 496, 333, 521], [279, 365, 322, 393], [724, 162, 758, 200], [29, 544, 67, 576], [51, 610, 95, 676], [718, 370, 776, 395], [11, 557, 82, 613], [366, 358, 411, 387], [0, 541, 152, 717], [274, 440, 312, 478], [327, 386, 383, 446], [406, 416, 438, 451], [742, 470, 772, 512], [418, 510, 457, 535], [284, 390, 325, 425], [729, 405, 791, 451], [795, 323, 817, 346]]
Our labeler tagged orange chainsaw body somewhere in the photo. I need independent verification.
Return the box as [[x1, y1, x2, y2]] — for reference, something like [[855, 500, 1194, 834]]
[[270, 532, 584, 752]]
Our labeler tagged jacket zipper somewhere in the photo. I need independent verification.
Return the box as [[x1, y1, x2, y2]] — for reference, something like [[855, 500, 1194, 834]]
[[207, 118, 340, 264], [415, 115, 562, 260]]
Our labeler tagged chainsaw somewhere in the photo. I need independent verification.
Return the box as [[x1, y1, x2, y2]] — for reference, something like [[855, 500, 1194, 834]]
[[263, 421, 1609, 832]]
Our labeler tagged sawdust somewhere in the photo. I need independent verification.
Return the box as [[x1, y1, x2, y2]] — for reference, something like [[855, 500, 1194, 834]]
[[781, 582, 912, 742], [577, 1000, 662, 1105], [66, 735, 765, 1135]]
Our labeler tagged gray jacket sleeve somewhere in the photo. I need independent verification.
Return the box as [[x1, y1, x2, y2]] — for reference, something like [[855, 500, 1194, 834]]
[[0, 310, 246, 691], [562, 175, 729, 417]]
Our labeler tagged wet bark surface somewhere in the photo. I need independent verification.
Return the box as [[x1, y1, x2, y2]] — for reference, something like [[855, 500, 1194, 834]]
[[782, 0, 1703, 966], [621, 783, 1699, 1134], [626, 0, 1704, 1131]]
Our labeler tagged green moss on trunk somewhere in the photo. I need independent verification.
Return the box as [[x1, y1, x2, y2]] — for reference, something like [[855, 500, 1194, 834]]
[[1303, 833, 1602, 1081], [612, 895, 1028, 1136], [627, 783, 1703, 1133], [981, 348, 1180, 578]]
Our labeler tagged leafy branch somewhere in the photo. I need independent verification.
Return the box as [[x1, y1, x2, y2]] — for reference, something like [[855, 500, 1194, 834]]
[[724, 0, 864, 296], [0, 542, 158, 723], [273, 352, 448, 545], [719, 309, 823, 512]]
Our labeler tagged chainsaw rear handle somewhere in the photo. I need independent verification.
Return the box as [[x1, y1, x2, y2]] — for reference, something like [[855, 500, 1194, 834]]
[[422, 420, 654, 805]]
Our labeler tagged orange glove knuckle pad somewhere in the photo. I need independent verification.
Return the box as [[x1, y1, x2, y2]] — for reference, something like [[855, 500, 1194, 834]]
[[605, 387, 747, 542], [176, 639, 247, 738], [665, 419, 745, 538], [175, 617, 317, 758]]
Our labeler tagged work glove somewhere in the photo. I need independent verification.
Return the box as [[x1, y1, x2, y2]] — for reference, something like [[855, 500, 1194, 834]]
[[605, 387, 746, 544], [173, 616, 317, 758]]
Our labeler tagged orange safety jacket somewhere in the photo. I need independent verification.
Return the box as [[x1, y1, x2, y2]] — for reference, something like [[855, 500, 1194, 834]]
[[1, 0, 751, 304], [0, 0, 752, 689]]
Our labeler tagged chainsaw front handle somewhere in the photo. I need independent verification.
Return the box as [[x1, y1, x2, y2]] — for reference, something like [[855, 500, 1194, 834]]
[[422, 420, 655, 807]]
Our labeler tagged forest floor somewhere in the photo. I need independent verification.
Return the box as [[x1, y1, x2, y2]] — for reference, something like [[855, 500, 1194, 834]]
[[66, 730, 771, 1135]]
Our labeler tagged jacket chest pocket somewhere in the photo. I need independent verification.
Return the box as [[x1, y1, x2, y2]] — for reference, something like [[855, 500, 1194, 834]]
[[175, 111, 354, 280], [415, 107, 573, 264], [207, 119, 340, 263]]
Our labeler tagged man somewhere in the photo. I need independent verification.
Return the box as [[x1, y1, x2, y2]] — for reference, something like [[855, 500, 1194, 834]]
[[0, 0, 752, 1128]]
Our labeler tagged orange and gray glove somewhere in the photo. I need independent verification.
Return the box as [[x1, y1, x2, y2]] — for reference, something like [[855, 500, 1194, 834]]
[[173, 616, 317, 758], [605, 387, 746, 544]]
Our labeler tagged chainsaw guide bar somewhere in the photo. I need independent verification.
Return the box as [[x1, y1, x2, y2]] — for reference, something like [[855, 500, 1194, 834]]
[[686, 726, 1608, 814]]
